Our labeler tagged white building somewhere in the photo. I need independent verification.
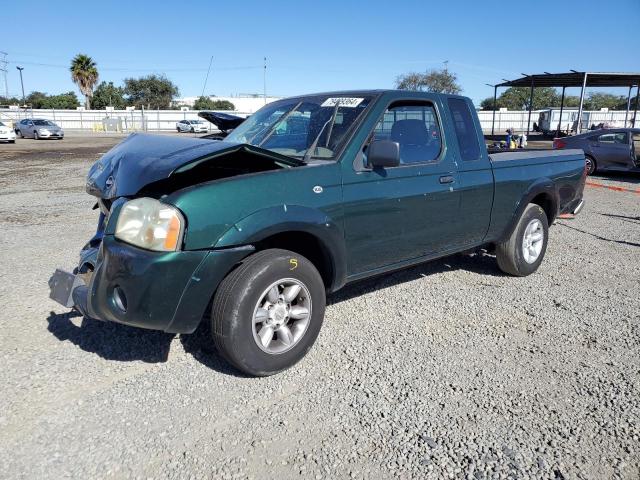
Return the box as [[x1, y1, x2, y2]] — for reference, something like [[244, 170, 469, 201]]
[[175, 94, 281, 113]]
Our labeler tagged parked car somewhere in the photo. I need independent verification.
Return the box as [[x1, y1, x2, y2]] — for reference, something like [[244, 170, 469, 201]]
[[553, 128, 640, 174], [49, 90, 587, 376], [176, 119, 208, 133], [15, 118, 64, 139], [0, 121, 16, 143], [197, 111, 246, 139]]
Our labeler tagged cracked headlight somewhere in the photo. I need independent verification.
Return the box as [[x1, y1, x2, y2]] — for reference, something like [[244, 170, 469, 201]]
[[115, 198, 184, 251]]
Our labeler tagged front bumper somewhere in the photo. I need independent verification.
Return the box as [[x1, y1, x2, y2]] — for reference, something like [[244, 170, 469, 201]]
[[49, 235, 253, 333], [38, 131, 64, 138], [0, 131, 15, 141]]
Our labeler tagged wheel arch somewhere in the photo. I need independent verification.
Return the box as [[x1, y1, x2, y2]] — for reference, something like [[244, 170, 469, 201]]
[[214, 205, 347, 292], [498, 180, 557, 243]]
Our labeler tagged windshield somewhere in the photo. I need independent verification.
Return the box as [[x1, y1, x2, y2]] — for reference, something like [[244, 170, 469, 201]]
[[33, 120, 56, 126], [225, 94, 374, 160], [0, 121, 5, 127]]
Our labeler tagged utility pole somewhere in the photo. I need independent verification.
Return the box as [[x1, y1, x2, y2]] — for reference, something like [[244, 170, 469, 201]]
[[16, 66, 25, 106], [443, 60, 449, 71], [263, 57, 267, 104], [0, 51, 8, 99]]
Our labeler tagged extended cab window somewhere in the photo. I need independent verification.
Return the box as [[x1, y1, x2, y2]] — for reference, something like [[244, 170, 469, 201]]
[[447, 98, 481, 161], [372, 103, 441, 164]]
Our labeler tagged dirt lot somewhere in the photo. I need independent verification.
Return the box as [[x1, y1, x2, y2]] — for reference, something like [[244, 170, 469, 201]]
[[0, 134, 639, 479]]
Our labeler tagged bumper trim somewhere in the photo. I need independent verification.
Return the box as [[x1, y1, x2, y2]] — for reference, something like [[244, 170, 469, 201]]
[[572, 199, 585, 215]]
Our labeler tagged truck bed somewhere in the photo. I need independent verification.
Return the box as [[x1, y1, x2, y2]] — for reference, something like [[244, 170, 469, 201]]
[[489, 149, 585, 167]]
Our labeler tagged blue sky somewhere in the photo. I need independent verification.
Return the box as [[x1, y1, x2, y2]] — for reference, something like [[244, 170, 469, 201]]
[[3, 0, 639, 106]]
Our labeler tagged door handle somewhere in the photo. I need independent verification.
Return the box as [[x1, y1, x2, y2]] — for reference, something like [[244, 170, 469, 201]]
[[439, 175, 455, 184]]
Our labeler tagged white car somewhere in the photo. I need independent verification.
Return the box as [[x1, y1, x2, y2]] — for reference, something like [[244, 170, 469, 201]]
[[0, 121, 16, 143], [176, 119, 208, 133]]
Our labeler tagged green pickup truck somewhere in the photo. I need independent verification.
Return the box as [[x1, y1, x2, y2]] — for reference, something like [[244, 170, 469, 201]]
[[49, 90, 586, 376]]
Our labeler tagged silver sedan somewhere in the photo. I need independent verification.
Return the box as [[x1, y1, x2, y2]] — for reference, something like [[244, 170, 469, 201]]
[[15, 118, 64, 140]]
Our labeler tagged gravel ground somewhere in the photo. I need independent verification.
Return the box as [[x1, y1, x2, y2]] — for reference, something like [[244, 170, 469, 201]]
[[0, 135, 639, 479]]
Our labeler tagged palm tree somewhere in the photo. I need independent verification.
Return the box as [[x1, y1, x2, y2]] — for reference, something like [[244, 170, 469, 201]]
[[70, 54, 98, 109]]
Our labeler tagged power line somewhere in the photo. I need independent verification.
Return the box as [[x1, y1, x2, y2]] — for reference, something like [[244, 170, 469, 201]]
[[7, 59, 262, 73]]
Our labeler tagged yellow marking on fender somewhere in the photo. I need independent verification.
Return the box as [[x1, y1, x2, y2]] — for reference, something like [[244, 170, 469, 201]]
[[289, 258, 298, 270]]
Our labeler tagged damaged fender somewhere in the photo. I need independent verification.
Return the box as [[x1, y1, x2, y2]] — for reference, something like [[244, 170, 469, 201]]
[[215, 205, 348, 292]]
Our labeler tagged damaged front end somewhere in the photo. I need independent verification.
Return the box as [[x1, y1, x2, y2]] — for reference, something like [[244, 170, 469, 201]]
[[48, 133, 300, 331]]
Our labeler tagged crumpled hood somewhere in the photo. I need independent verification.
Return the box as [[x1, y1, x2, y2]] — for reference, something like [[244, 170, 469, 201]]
[[85, 133, 299, 199]]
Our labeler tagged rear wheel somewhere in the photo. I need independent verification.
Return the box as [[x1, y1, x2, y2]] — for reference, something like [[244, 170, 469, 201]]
[[585, 155, 597, 175], [211, 248, 326, 376], [496, 203, 549, 276], [18, 130, 23, 138]]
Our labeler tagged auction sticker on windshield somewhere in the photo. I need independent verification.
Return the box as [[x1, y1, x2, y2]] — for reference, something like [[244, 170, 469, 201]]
[[321, 97, 364, 108]]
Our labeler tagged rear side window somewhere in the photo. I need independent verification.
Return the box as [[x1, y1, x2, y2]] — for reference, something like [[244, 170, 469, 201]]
[[597, 132, 628, 144], [447, 98, 481, 161]]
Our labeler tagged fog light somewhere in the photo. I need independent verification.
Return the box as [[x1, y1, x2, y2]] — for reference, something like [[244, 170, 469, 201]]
[[112, 286, 127, 312]]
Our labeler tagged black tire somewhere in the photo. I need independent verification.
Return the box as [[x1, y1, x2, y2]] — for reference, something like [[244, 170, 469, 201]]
[[585, 155, 597, 175], [211, 248, 326, 376], [34, 131, 39, 140], [496, 203, 549, 277], [176, 127, 181, 132], [190, 127, 195, 133], [18, 130, 23, 138], [9, 140, 15, 143]]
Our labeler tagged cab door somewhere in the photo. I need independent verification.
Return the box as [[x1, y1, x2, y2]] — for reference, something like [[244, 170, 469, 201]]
[[341, 99, 462, 276]]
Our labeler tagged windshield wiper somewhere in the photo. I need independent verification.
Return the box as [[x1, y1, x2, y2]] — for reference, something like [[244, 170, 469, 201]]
[[302, 101, 340, 163], [256, 101, 302, 147]]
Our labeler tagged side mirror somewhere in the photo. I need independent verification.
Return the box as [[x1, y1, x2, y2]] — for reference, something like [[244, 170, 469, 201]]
[[367, 140, 400, 168]]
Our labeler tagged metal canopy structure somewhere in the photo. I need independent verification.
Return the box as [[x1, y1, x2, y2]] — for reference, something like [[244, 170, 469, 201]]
[[489, 71, 640, 136]]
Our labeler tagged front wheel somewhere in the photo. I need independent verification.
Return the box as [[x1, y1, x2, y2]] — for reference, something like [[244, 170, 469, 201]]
[[34, 131, 40, 140], [211, 248, 326, 376], [496, 203, 549, 276]]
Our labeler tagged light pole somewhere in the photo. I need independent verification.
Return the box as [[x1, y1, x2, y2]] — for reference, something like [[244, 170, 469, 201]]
[[486, 83, 497, 136], [16, 66, 25, 106]]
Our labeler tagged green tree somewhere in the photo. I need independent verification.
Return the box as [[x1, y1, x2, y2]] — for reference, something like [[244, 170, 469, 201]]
[[479, 87, 562, 110], [584, 92, 626, 110], [192, 96, 235, 110], [91, 81, 127, 109], [25, 91, 49, 109], [24, 91, 80, 109], [395, 68, 462, 94], [0, 95, 21, 106], [124, 74, 179, 109], [70, 54, 99, 109], [616, 94, 640, 111], [41, 92, 80, 109]]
